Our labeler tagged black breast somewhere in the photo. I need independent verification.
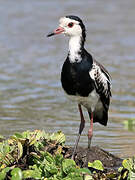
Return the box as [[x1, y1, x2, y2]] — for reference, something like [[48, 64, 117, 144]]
[[61, 53, 94, 97]]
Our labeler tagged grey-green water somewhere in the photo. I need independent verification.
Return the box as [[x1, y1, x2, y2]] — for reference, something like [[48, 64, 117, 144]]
[[0, 0, 135, 158]]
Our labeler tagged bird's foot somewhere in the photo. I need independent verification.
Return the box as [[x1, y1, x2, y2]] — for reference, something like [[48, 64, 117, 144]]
[[71, 145, 77, 160], [71, 134, 81, 160]]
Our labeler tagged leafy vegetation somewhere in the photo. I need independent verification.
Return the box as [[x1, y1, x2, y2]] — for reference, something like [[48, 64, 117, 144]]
[[118, 157, 135, 180], [124, 118, 135, 132], [88, 160, 104, 171], [0, 130, 135, 179], [0, 130, 91, 179]]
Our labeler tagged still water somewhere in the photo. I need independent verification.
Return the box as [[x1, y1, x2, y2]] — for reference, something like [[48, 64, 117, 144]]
[[0, 0, 135, 158]]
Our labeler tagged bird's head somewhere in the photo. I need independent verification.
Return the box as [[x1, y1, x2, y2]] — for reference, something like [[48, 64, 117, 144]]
[[47, 15, 86, 42]]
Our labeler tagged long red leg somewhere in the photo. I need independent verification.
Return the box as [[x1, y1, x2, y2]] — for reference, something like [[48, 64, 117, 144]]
[[72, 104, 85, 159], [88, 112, 93, 149]]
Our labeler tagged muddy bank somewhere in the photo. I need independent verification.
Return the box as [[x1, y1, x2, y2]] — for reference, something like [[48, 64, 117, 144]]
[[65, 146, 122, 169], [47, 144, 124, 179], [63, 146, 125, 179]]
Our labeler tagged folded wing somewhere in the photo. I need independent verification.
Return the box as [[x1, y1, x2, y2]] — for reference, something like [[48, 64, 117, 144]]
[[89, 60, 112, 111]]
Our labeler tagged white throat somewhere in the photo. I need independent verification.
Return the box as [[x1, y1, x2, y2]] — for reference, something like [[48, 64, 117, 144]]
[[68, 36, 82, 63]]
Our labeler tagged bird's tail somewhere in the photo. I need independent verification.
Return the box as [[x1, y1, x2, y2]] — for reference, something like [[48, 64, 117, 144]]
[[88, 104, 108, 126]]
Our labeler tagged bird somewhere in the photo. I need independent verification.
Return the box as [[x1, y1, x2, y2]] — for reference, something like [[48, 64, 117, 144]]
[[47, 15, 112, 159]]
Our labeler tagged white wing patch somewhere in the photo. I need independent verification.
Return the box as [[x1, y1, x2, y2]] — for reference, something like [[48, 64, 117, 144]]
[[89, 62, 111, 97]]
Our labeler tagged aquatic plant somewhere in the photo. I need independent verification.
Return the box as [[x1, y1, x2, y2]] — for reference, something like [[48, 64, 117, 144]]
[[0, 130, 135, 179], [124, 118, 135, 132], [0, 130, 91, 179]]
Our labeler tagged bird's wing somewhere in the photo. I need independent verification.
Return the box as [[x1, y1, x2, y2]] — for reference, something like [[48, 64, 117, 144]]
[[89, 60, 112, 100]]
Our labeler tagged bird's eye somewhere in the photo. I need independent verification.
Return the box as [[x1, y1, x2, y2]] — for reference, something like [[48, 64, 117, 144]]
[[68, 22, 74, 28]]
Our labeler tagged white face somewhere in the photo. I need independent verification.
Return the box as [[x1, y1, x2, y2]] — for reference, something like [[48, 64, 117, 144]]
[[59, 17, 82, 37]]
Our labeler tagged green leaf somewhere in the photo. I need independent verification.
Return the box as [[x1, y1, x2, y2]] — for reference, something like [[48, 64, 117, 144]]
[[0, 135, 5, 142], [122, 158, 133, 171], [50, 131, 65, 144], [88, 160, 104, 171], [128, 170, 135, 179], [22, 131, 31, 139], [55, 154, 64, 166], [84, 175, 94, 180], [45, 152, 55, 164], [62, 177, 72, 180], [23, 169, 41, 179], [29, 130, 43, 146], [0, 141, 16, 167], [11, 168, 22, 180], [44, 159, 58, 175], [124, 119, 135, 132], [11, 133, 26, 145], [106, 172, 117, 179], [77, 168, 91, 175], [13, 133, 24, 139], [62, 159, 76, 175], [66, 171, 82, 179], [118, 166, 123, 172], [0, 167, 11, 180], [122, 170, 128, 179], [17, 142, 23, 160]]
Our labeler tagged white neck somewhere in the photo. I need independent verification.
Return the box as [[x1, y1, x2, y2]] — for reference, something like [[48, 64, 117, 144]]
[[68, 36, 82, 63]]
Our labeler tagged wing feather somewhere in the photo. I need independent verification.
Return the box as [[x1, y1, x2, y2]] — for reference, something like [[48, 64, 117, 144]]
[[89, 61, 112, 99]]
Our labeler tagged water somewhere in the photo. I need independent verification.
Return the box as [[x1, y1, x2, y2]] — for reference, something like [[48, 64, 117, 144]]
[[0, 0, 135, 158]]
